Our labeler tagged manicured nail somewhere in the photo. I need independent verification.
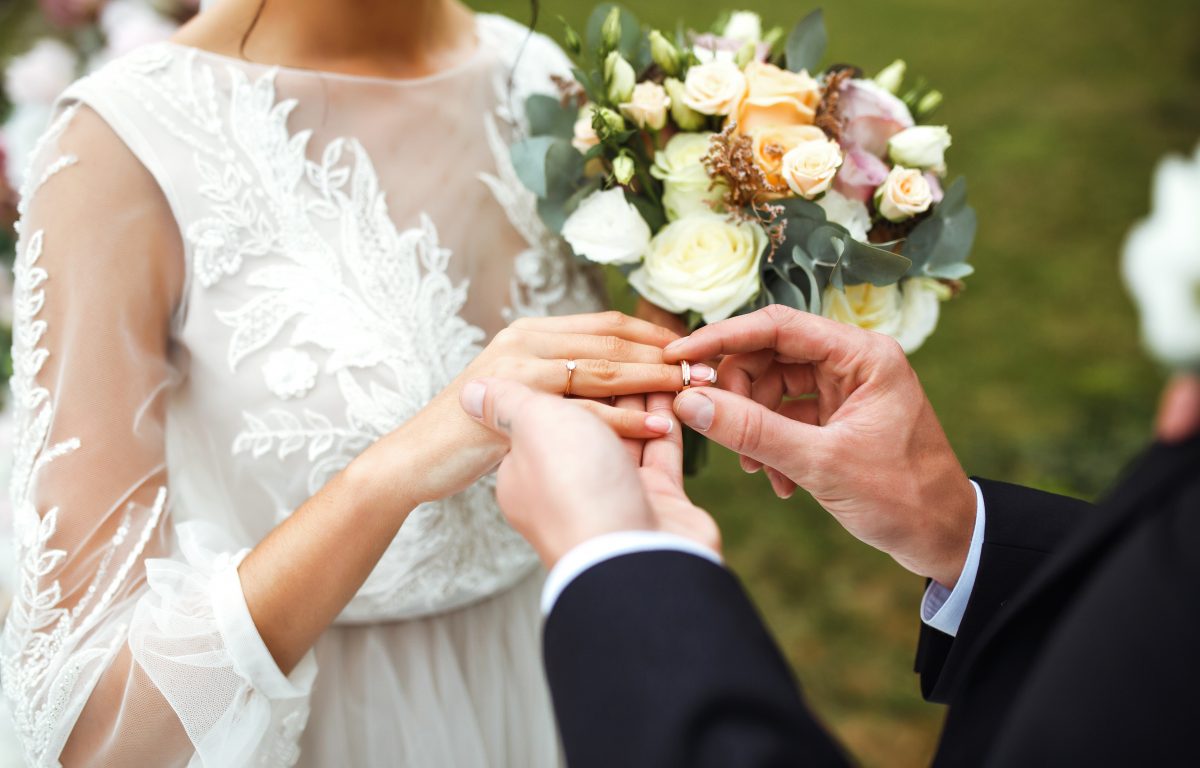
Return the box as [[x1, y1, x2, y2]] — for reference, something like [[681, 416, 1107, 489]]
[[645, 415, 674, 434], [675, 390, 714, 431], [461, 380, 486, 418], [690, 363, 717, 384]]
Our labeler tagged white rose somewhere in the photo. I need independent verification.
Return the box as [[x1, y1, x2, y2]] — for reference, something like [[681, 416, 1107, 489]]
[[572, 107, 600, 153], [620, 81, 671, 131], [875, 165, 933, 222], [723, 11, 763, 44], [4, 39, 77, 107], [650, 132, 726, 220], [888, 126, 952, 174], [817, 189, 872, 241], [629, 212, 765, 323], [682, 61, 748, 117], [781, 138, 843, 199], [822, 277, 948, 353], [1122, 144, 1200, 370], [562, 188, 651, 265]]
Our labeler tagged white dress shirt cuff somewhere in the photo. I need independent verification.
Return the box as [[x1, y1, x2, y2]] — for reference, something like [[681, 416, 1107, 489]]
[[542, 531, 723, 615], [920, 480, 987, 637]]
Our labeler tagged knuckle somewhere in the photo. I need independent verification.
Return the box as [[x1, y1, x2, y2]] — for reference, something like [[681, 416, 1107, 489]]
[[602, 334, 630, 359], [589, 359, 620, 383], [493, 327, 520, 349], [728, 407, 765, 453], [762, 303, 795, 325], [601, 310, 627, 328], [509, 317, 533, 330]]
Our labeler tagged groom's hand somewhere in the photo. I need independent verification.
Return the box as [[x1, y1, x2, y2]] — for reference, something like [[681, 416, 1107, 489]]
[[663, 305, 976, 588], [459, 378, 718, 568]]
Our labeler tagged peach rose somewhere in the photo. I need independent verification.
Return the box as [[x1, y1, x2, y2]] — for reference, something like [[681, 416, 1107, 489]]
[[735, 61, 821, 135], [875, 165, 933, 222], [781, 137, 843, 199], [751, 124, 827, 188]]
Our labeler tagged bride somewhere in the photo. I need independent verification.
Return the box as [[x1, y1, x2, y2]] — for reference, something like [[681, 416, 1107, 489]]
[[0, 0, 698, 765]]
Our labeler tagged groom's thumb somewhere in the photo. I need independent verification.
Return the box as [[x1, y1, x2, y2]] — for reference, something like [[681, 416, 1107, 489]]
[[674, 388, 820, 481]]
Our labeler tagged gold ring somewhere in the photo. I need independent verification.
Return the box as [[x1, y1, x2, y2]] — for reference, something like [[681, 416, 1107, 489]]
[[564, 359, 577, 397], [680, 360, 692, 388]]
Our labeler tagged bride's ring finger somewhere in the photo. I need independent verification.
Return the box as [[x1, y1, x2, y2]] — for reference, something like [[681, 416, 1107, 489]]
[[536, 359, 716, 397]]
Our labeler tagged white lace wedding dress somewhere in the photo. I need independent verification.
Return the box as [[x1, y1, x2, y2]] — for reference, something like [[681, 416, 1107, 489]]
[[0, 14, 602, 767]]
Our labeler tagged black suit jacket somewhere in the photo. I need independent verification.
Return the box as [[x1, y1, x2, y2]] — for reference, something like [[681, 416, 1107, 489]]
[[543, 434, 1200, 767]]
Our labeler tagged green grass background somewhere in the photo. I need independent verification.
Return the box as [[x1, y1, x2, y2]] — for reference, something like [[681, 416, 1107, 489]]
[[4, 0, 1200, 764]]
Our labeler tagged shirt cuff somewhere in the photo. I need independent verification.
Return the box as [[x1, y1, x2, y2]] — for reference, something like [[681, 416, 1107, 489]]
[[541, 531, 723, 615], [920, 480, 986, 637]]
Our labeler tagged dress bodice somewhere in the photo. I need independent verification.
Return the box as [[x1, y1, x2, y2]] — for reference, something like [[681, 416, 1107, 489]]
[[64, 15, 603, 621]]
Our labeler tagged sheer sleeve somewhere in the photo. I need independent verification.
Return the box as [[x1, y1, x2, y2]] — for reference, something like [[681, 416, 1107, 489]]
[[1, 103, 315, 768]]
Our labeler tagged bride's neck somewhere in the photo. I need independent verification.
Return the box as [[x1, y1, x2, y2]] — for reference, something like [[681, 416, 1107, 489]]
[[175, 0, 477, 77]]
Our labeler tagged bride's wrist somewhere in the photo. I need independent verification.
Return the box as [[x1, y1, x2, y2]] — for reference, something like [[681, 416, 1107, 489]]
[[341, 428, 428, 520]]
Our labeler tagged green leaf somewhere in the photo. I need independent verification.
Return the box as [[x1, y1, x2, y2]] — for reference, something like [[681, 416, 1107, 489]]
[[903, 177, 977, 279], [841, 238, 912, 286], [510, 136, 584, 200], [585, 4, 644, 69], [627, 191, 666, 233], [526, 95, 576, 139], [785, 9, 827, 74]]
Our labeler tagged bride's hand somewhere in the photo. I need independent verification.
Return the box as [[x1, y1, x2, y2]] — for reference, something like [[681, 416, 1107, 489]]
[[352, 311, 716, 508]]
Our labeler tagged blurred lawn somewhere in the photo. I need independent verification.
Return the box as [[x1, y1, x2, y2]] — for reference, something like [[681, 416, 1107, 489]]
[[4, 0, 1200, 764], [475, 1, 1198, 765]]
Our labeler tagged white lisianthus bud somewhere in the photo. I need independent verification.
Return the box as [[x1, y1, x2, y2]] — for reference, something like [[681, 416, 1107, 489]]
[[605, 51, 637, 106], [874, 59, 907, 94], [916, 90, 944, 119], [596, 106, 627, 135], [620, 81, 671, 131], [682, 61, 748, 117], [612, 154, 637, 185], [888, 126, 952, 173], [562, 188, 651, 265], [781, 138, 843, 199], [723, 11, 764, 44], [663, 78, 708, 131], [875, 165, 934, 222], [563, 25, 583, 56], [601, 7, 622, 52], [630, 212, 766, 323], [649, 30, 681, 76], [734, 41, 757, 68], [817, 189, 872, 241], [572, 106, 600, 153]]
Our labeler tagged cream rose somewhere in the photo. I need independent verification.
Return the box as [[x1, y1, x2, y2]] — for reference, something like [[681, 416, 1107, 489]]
[[629, 212, 766, 322], [822, 278, 948, 353], [620, 81, 671, 131], [781, 138, 843, 199], [735, 61, 821, 135], [562, 188, 651, 265], [572, 107, 600, 153], [888, 125, 952, 174], [651, 132, 726, 220], [875, 165, 933, 222], [750, 124, 827, 188], [682, 61, 748, 117]]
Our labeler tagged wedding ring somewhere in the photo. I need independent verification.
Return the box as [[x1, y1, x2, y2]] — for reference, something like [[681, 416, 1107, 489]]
[[563, 359, 577, 397], [680, 360, 691, 388]]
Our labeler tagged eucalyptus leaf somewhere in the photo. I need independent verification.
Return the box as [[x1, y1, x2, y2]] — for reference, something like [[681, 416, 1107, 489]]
[[903, 177, 977, 279], [785, 9, 827, 74], [510, 136, 584, 201], [628, 192, 666, 233], [526, 94, 577, 139], [841, 238, 912, 286], [805, 224, 847, 267], [511, 136, 557, 197], [765, 274, 810, 313], [537, 197, 569, 235]]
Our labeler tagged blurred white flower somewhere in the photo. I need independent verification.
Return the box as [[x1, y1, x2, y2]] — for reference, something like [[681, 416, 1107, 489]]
[[97, 0, 178, 63], [889, 125, 952, 174], [562, 188, 651, 265], [4, 38, 78, 107], [817, 189, 871, 242], [723, 11, 763, 44], [1122, 144, 1200, 371]]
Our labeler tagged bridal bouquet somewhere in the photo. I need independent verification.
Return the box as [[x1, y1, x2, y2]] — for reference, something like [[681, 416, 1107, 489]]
[[512, 5, 976, 352]]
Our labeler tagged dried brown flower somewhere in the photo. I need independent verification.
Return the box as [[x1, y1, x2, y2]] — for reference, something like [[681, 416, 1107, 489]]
[[552, 74, 588, 109], [703, 124, 792, 261], [814, 68, 855, 143]]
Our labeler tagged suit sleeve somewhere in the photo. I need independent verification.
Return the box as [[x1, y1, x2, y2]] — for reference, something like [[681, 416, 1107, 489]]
[[543, 550, 849, 768], [915, 479, 1093, 702]]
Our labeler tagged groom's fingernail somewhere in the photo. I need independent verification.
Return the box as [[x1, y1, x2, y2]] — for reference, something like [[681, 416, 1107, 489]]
[[664, 339, 686, 355], [461, 380, 486, 419], [675, 391, 714, 431], [690, 363, 718, 384]]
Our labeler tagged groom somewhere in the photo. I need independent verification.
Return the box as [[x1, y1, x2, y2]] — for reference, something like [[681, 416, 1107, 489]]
[[460, 305, 1200, 767]]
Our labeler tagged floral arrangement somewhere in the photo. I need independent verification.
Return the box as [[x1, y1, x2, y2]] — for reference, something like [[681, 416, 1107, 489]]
[[512, 5, 977, 352]]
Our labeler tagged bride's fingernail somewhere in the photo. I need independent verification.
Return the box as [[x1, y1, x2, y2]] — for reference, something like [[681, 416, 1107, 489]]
[[645, 415, 674, 434], [690, 363, 718, 384], [461, 380, 486, 418], [675, 391, 714, 431]]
